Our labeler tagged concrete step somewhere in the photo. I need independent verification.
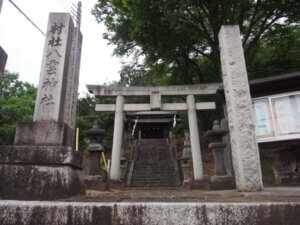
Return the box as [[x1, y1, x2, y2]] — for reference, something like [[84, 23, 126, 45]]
[[133, 170, 175, 176], [139, 146, 168, 150], [130, 182, 177, 187], [138, 150, 169, 153], [132, 173, 176, 178], [132, 170, 175, 174], [138, 153, 168, 155], [131, 178, 176, 182], [125, 186, 179, 190], [131, 181, 176, 185], [133, 168, 175, 172], [139, 147, 169, 150], [131, 179, 176, 183], [137, 152, 170, 155], [137, 155, 171, 158], [137, 157, 171, 161], [134, 160, 174, 165], [134, 164, 174, 169], [132, 172, 175, 177], [133, 168, 174, 172], [130, 183, 177, 187], [133, 167, 174, 170], [140, 138, 168, 143], [128, 138, 178, 188], [138, 150, 169, 152]]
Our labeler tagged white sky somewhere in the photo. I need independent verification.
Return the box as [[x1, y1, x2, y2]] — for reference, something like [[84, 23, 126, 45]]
[[0, 0, 121, 95]]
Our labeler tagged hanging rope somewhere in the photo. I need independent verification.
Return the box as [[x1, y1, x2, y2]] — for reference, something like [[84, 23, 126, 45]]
[[173, 114, 176, 127], [132, 116, 139, 137]]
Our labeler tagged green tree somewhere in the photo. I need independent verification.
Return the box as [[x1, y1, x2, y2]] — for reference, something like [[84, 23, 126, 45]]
[[93, 0, 300, 85], [248, 24, 300, 79], [76, 93, 117, 152], [0, 72, 36, 145]]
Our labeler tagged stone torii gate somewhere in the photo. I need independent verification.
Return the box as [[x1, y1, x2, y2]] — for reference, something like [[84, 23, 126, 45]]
[[87, 25, 264, 192], [87, 84, 219, 182]]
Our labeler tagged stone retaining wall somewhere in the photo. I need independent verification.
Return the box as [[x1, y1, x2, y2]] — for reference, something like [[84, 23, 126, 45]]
[[0, 201, 299, 225]]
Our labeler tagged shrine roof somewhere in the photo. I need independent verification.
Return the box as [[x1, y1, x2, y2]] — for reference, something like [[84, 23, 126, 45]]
[[218, 71, 300, 99]]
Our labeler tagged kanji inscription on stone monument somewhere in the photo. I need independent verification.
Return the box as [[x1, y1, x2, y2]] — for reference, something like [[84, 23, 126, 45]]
[[34, 13, 75, 123]]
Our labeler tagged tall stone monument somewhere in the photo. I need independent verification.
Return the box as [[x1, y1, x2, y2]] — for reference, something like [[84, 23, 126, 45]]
[[14, 13, 81, 146], [218, 25, 263, 191], [0, 46, 7, 91], [0, 13, 84, 200]]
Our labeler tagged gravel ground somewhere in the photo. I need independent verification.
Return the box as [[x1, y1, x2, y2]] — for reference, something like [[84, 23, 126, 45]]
[[61, 186, 300, 203]]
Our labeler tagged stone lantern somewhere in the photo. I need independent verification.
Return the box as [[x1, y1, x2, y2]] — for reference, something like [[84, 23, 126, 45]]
[[178, 130, 192, 185], [84, 121, 108, 189], [206, 120, 235, 190]]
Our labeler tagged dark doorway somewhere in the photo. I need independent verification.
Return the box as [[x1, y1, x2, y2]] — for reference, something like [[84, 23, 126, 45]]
[[141, 124, 164, 139]]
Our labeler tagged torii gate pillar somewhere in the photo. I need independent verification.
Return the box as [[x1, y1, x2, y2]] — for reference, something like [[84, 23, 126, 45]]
[[110, 95, 124, 181], [187, 95, 204, 180]]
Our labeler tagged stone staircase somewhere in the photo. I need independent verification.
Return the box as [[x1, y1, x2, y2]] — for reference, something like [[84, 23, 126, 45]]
[[129, 139, 180, 187]]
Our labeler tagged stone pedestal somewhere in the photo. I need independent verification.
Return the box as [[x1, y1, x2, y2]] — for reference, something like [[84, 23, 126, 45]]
[[84, 121, 108, 190], [179, 158, 191, 185], [210, 143, 227, 176], [179, 130, 192, 185], [14, 121, 74, 147], [209, 176, 236, 190], [89, 150, 104, 176], [84, 176, 109, 190], [190, 179, 210, 190], [0, 146, 84, 200], [182, 130, 192, 159], [207, 120, 236, 190], [109, 180, 125, 190]]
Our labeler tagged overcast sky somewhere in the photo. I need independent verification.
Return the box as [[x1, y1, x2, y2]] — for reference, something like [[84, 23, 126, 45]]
[[0, 0, 121, 95]]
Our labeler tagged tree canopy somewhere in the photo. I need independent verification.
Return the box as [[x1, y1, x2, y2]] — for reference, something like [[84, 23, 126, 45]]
[[93, 0, 300, 85], [0, 72, 36, 144]]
